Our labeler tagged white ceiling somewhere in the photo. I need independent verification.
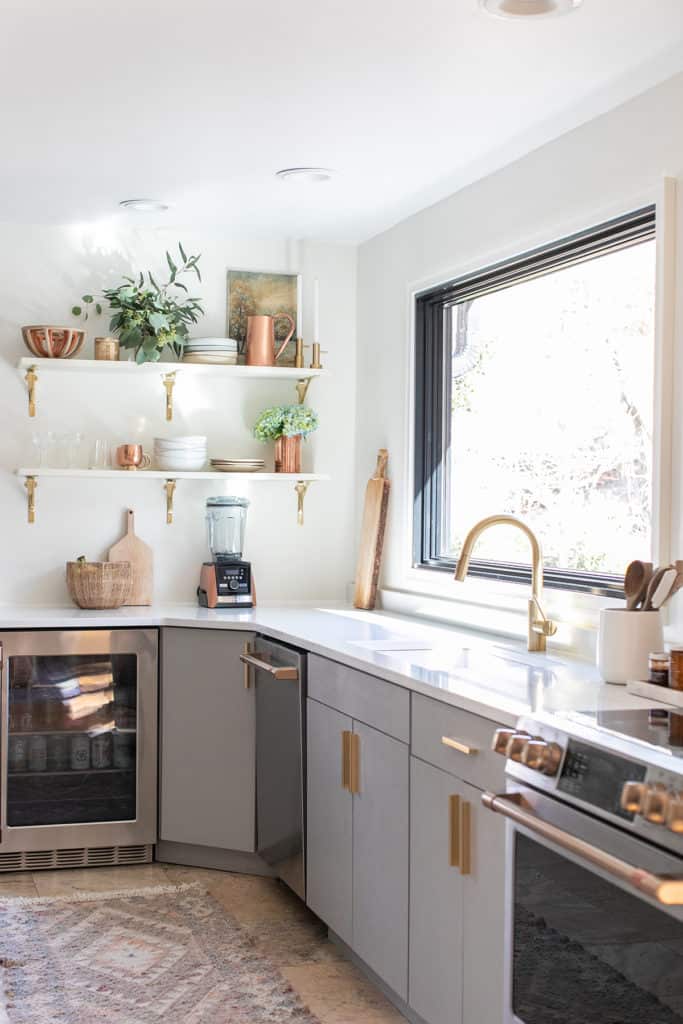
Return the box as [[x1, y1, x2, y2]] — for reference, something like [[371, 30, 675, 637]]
[[2, 0, 683, 242]]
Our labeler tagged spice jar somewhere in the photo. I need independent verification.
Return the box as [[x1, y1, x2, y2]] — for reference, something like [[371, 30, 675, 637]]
[[670, 712, 683, 748], [649, 651, 670, 687], [670, 649, 683, 691]]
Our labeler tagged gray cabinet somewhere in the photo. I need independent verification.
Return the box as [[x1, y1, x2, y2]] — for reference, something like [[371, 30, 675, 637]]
[[306, 697, 353, 945], [160, 627, 256, 852], [306, 685, 410, 999], [409, 754, 506, 1024], [353, 721, 409, 1000], [409, 757, 464, 1024]]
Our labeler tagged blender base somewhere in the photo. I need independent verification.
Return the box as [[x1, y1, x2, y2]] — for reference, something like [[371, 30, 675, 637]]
[[197, 560, 255, 608]]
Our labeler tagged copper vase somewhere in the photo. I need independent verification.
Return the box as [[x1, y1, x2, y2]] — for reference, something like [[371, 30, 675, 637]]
[[274, 435, 302, 473]]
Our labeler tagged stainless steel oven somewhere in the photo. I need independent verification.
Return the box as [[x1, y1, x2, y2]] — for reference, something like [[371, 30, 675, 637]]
[[0, 629, 158, 870], [484, 710, 683, 1024]]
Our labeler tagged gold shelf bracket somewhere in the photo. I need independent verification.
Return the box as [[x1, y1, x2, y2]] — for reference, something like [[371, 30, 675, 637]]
[[164, 478, 177, 524], [295, 480, 311, 526], [24, 475, 37, 523], [163, 372, 177, 421], [295, 377, 312, 405], [25, 365, 38, 418]]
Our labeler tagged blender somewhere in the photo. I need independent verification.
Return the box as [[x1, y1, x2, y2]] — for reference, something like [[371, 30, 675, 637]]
[[197, 496, 255, 608]]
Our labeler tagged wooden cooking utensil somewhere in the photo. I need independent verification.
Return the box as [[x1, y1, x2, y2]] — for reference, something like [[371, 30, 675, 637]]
[[624, 560, 652, 610], [642, 565, 671, 612], [108, 509, 153, 606], [649, 567, 677, 610], [354, 449, 390, 611]]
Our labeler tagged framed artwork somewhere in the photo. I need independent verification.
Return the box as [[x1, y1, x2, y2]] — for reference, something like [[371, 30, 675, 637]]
[[227, 269, 301, 365]]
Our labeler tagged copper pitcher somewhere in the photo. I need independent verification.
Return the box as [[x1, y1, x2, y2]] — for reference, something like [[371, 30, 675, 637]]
[[245, 314, 295, 366]]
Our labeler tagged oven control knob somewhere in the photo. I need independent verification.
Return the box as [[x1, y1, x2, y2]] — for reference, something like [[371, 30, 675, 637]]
[[491, 729, 516, 756], [642, 785, 670, 825], [621, 781, 647, 813], [522, 739, 563, 776], [667, 795, 683, 834], [507, 733, 532, 762]]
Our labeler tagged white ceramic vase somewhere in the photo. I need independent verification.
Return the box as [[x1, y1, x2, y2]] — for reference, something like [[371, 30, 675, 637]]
[[597, 608, 664, 685]]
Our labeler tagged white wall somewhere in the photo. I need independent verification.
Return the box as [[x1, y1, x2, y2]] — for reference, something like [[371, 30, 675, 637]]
[[0, 223, 357, 606], [356, 71, 683, 647]]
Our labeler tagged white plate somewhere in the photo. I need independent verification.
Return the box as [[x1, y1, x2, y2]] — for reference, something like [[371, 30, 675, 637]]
[[182, 354, 239, 365], [186, 337, 239, 348]]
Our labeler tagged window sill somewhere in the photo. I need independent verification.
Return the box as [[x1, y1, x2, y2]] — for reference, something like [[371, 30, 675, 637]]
[[380, 566, 623, 662]]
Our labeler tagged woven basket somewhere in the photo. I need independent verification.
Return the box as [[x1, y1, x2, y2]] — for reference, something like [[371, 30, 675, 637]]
[[66, 561, 133, 609]]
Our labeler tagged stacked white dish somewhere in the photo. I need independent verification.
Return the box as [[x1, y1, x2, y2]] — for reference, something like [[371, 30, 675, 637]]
[[182, 338, 239, 365], [154, 436, 208, 471], [210, 458, 265, 473]]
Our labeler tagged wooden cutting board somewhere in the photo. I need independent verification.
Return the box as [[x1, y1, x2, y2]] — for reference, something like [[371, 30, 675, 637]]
[[354, 449, 390, 610], [109, 509, 153, 606]]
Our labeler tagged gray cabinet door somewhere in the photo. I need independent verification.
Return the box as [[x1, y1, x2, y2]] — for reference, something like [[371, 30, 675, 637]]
[[306, 697, 353, 946], [353, 721, 410, 1000], [462, 778, 506, 1024], [160, 627, 256, 852], [409, 756, 464, 1024]]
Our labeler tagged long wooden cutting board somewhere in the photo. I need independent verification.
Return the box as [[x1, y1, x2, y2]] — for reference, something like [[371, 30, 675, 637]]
[[354, 449, 390, 610], [109, 509, 153, 606]]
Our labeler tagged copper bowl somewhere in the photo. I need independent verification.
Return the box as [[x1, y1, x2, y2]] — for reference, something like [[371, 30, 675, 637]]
[[22, 325, 86, 359]]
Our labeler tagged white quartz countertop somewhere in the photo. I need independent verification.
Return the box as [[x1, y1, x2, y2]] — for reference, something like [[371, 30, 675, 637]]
[[0, 604, 656, 727]]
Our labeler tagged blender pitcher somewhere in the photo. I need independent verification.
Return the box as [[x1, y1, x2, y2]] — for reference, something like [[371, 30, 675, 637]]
[[206, 496, 249, 561]]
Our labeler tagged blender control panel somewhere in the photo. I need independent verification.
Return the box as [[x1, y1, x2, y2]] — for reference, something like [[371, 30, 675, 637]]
[[216, 562, 251, 596]]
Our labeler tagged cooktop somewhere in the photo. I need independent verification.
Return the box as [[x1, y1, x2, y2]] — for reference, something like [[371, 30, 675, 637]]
[[566, 706, 683, 759]]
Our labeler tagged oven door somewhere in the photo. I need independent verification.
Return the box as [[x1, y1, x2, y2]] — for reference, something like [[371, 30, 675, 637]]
[[484, 783, 683, 1024]]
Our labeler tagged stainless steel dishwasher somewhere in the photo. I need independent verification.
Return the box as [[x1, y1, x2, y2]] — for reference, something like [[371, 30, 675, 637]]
[[240, 636, 307, 900]]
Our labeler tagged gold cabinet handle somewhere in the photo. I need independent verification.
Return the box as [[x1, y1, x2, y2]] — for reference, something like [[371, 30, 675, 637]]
[[349, 732, 360, 795], [460, 801, 472, 876], [342, 730, 351, 790], [442, 736, 478, 756], [243, 641, 252, 688], [449, 794, 461, 868]]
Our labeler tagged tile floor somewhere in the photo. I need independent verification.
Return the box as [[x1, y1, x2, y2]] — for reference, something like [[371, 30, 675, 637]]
[[0, 862, 405, 1024]]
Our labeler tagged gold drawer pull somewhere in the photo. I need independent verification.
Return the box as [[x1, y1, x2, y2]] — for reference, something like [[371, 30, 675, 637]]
[[449, 794, 460, 868], [460, 801, 472, 876], [442, 735, 478, 756], [341, 731, 351, 790], [349, 732, 361, 795]]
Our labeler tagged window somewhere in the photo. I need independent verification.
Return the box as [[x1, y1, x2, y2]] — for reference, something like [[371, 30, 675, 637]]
[[414, 207, 656, 596]]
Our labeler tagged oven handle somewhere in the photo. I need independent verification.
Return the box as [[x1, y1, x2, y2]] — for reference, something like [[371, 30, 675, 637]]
[[482, 791, 683, 906]]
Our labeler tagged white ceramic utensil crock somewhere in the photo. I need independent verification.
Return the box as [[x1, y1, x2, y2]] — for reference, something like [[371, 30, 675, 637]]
[[597, 608, 664, 685]]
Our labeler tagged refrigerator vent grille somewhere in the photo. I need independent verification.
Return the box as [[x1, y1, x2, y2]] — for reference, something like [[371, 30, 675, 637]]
[[0, 845, 153, 872]]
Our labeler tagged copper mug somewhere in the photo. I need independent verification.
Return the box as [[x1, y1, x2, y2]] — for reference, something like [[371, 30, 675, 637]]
[[245, 314, 296, 366], [116, 444, 151, 471]]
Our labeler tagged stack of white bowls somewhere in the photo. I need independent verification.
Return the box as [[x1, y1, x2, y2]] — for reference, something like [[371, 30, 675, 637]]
[[182, 338, 239, 365], [154, 436, 208, 471]]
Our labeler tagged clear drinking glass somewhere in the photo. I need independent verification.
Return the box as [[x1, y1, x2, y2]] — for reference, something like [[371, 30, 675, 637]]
[[65, 432, 84, 469], [90, 439, 111, 470]]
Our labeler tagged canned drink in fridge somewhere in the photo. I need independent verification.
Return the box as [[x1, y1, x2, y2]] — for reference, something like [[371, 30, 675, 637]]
[[91, 733, 113, 769], [28, 735, 47, 772], [47, 735, 69, 771], [113, 731, 136, 770], [8, 736, 28, 772], [70, 734, 90, 771]]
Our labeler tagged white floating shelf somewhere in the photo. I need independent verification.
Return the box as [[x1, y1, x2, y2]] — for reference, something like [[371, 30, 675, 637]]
[[16, 469, 329, 526], [16, 469, 329, 482], [17, 357, 327, 380], [18, 357, 327, 419]]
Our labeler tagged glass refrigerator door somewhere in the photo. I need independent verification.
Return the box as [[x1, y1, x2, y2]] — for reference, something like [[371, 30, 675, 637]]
[[7, 653, 138, 827]]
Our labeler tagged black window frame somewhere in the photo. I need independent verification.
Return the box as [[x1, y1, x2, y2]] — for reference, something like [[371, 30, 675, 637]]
[[413, 205, 657, 598]]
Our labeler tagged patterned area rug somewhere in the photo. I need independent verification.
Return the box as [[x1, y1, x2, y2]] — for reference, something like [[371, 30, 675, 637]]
[[0, 882, 321, 1024]]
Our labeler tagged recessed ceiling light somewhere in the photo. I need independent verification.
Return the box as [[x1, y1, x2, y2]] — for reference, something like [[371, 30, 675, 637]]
[[480, 0, 583, 17], [119, 198, 170, 212], [276, 167, 336, 184]]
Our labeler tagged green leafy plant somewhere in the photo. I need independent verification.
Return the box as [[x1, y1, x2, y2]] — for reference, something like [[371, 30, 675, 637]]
[[253, 405, 319, 441], [71, 243, 204, 364]]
